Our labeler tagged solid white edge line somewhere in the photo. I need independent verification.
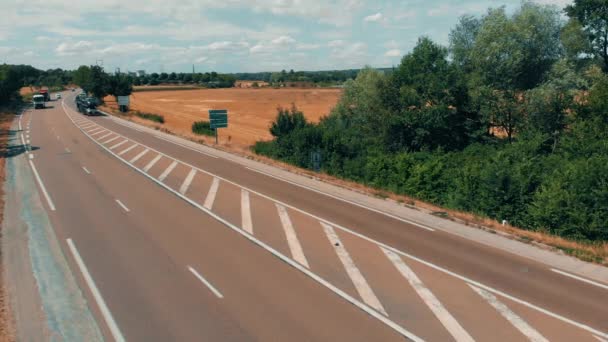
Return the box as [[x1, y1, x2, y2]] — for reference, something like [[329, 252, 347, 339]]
[[158, 160, 178, 182], [322, 222, 387, 316], [551, 269, 608, 291], [276, 204, 310, 268], [62, 100, 423, 342], [595, 335, 608, 342], [18, 120, 22, 131], [241, 189, 253, 234], [66, 238, 125, 342], [187, 266, 224, 298], [28, 160, 56, 211], [82, 166, 91, 174], [203, 177, 220, 210], [382, 247, 473, 341], [468, 284, 548, 342], [115, 199, 130, 212], [245, 167, 435, 232], [179, 168, 197, 195], [65, 148, 71, 153]]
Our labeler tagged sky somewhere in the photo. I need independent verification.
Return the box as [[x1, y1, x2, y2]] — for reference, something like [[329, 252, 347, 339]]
[[0, 0, 572, 73]]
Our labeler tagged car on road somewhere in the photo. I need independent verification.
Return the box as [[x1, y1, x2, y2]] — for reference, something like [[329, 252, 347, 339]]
[[33, 94, 45, 109], [56, 93, 62, 100]]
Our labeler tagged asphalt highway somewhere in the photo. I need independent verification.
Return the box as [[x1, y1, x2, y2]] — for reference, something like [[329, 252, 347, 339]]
[[15, 91, 608, 341]]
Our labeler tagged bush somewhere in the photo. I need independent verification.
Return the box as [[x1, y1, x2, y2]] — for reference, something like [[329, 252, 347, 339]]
[[135, 112, 164, 123], [192, 121, 215, 136]]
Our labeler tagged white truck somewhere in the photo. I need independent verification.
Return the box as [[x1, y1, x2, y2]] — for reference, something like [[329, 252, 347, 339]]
[[33, 94, 45, 109]]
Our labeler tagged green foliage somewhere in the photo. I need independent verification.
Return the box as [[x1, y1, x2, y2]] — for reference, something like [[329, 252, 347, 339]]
[[192, 121, 215, 136], [254, 1, 608, 243], [107, 74, 133, 97], [135, 112, 164, 124], [269, 105, 308, 139], [566, 0, 608, 71]]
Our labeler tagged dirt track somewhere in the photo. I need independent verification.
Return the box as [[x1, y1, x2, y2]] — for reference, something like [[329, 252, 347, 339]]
[[104, 88, 341, 147]]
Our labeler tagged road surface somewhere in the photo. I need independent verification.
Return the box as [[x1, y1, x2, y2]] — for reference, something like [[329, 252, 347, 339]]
[[9, 91, 608, 341]]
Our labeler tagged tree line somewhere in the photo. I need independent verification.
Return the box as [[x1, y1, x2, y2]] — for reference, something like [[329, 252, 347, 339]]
[[254, 0, 608, 242], [0, 64, 73, 105]]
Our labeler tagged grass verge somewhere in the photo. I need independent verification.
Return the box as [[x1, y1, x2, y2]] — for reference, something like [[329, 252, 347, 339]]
[[192, 121, 215, 136], [135, 111, 165, 124], [0, 103, 18, 341]]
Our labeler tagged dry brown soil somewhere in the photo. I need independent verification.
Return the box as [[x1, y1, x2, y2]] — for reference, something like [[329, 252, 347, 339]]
[[0, 108, 16, 342], [104, 88, 341, 147]]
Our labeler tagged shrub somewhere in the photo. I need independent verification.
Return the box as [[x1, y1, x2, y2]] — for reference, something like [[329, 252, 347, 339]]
[[192, 120, 215, 136], [135, 112, 164, 123]]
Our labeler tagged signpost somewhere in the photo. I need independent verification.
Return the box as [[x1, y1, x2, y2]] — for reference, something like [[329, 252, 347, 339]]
[[209, 109, 228, 144], [117, 96, 130, 112]]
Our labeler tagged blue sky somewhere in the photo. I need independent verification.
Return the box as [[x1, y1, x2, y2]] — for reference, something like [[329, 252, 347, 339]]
[[0, 0, 571, 73]]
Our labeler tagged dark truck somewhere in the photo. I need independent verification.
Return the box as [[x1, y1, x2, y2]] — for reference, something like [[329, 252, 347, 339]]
[[38, 89, 50, 102], [76, 94, 98, 115]]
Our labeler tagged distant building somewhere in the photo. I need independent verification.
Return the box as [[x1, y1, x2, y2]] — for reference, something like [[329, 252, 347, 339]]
[[235, 80, 269, 88], [127, 71, 136, 77], [136, 70, 146, 77]]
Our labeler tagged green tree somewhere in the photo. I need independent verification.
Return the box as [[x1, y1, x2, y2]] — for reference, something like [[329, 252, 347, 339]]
[[449, 15, 481, 73], [471, 3, 563, 90], [270, 105, 308, 139], [566, 0, 608, 71]]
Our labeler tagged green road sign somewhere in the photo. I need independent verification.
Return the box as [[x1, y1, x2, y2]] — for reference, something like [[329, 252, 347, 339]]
[[209, 109, 228, 129]]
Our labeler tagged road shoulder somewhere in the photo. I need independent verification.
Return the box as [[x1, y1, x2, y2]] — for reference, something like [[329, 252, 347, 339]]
[[2, 110, 102, 341]]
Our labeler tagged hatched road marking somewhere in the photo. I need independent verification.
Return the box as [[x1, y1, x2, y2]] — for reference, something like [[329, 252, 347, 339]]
[[203, 177, 220, 210], [158, 160, 178, 182], [130, 148, 149, 163], [179, 168, 197, 195], [102, 136, 120, 145], [118, 143, 138, 156], [110, 139, 129, 150], [469, 285, 548, 342], [143, 154, 162, 172], [91, 129, 108, 137], [241, 189, 253, 234], [97, 132, 112, 140], [322, 222, 387, 316], [276, 204, 309, 268], [382, 247, 474, 342]]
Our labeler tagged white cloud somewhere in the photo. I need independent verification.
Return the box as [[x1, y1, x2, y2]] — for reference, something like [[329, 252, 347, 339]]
[[296, 43, 321, 50], [328, 40, 346, 48], [364, 12, 383, 22], [384, 49, 401, 57], [55, 41, 94, 56], [271, 35, 296, 45]]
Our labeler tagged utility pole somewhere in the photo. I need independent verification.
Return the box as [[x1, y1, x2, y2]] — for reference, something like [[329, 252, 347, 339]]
[[192, 64, 195, 75]]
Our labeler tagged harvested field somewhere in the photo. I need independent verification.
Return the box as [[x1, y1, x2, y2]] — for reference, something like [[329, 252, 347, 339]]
[[103, 88, 341, 147]]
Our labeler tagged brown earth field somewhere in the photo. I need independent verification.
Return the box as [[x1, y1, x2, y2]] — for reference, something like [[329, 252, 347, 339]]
[[103, 88, 342, 147]]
